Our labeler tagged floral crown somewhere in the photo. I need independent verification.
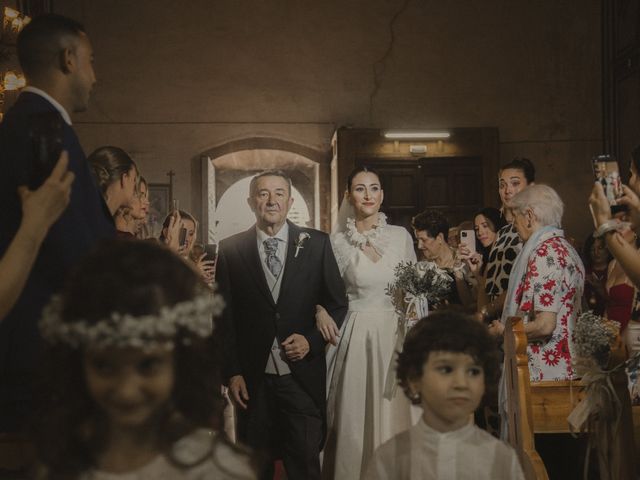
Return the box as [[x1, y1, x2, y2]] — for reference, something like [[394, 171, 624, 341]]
[[39, 291, 225, 349]]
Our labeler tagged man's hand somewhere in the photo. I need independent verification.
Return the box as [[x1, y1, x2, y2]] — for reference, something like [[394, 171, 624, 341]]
[[282, 334, 310, 361], [316, 305, 340, 346], [229, 375, 249, 410]]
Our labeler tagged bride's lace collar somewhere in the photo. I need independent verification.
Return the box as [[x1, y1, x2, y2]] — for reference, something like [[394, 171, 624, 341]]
[[344, 212, 388, 251]]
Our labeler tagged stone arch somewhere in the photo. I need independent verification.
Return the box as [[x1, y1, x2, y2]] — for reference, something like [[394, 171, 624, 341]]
[[199, 137, 330, 242]]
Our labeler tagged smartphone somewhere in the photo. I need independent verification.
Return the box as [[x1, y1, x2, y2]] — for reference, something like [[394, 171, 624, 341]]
[[459, 230, 476, 255], [592, 154, 626, 213], [178, 227, 187, 246], [203, 243, 218, 262], [27, 112, 64, 189]]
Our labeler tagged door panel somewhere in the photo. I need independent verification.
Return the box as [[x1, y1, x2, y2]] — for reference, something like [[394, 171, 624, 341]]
[[355, 156, 484, 234]]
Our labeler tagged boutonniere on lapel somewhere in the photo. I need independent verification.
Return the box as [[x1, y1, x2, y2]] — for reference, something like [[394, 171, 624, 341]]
[[294, 232, 311, 258]]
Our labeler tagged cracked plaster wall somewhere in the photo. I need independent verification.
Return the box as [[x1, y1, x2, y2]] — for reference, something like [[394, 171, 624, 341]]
[[54, 0, 601, 240]]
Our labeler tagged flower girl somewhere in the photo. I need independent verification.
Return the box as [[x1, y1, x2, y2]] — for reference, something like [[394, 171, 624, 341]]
[[32, 239, 257, 479]]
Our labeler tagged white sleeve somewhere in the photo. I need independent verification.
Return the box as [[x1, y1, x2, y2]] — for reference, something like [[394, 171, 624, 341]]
[[403, 229, 417, 263]]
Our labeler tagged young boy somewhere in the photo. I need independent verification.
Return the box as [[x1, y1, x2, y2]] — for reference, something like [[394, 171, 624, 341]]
[[364, 310, 525, 480]]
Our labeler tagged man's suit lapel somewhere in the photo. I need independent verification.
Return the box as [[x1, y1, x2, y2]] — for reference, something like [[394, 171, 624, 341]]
[[278, 221, 304, 304], [238, 227, 276, 307]]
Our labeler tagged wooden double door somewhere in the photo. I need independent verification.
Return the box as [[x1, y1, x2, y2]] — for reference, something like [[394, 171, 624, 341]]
[[357, 156, 485, 234]]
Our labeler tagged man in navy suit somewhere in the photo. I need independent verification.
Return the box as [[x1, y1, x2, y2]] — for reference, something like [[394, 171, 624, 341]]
[[0, 14, 114, 432], [216, 171, 348, 479]]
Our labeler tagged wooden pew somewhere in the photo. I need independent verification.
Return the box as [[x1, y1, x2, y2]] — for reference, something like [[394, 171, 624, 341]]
[[504, 316, 637, 479], [503, 316, 549, 480]]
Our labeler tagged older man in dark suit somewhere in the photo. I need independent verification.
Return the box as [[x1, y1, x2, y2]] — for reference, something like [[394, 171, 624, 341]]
[[0, 14, 114, 432], [216, 170, 347, 479]]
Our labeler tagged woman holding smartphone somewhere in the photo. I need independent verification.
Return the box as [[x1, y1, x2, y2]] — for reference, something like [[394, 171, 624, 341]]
[[160, 209, 214, 283], [460, 207, 507, 317]]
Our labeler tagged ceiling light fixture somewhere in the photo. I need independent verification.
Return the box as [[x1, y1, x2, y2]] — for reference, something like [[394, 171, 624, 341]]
[[383, 130, 451, 140]]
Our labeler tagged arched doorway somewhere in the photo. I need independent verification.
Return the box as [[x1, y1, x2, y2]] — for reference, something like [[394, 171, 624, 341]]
[[215, 176, 311, 241], [199, 138, 330, 243]]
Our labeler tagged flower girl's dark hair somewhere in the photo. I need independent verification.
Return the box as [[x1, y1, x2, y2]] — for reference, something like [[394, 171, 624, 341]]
[[346, 165, 382, 192], [397, 309, 501, 405], [31, 239, 223, 479]]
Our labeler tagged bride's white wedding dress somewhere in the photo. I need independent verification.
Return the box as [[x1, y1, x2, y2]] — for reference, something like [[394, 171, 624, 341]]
[[322, 213, 418, 480]]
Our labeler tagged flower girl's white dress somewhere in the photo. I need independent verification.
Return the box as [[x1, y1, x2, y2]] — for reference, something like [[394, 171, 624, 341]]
[[322, 214, 418, 480]]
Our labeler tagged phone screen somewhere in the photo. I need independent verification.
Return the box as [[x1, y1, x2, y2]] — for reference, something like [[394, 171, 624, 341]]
[[592, 154, 626, 213], [178, 227, 187, 246], [204, 243, 218, 261], [28, 112, 64, 189]]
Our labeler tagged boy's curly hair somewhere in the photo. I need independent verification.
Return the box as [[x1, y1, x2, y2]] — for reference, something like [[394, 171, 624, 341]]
[[397, 309, 501, 404]]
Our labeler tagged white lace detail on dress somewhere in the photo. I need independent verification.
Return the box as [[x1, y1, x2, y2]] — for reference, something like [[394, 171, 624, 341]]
[[331, 213, 391, 275], [344, 212, 389, 252]]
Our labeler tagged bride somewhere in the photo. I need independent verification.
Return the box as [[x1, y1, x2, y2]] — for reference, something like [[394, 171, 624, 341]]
[[318, 166, 418, 480]]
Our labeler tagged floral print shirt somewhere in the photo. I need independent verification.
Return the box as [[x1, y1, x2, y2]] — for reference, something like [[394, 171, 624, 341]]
[[514, 236, 585, 382]]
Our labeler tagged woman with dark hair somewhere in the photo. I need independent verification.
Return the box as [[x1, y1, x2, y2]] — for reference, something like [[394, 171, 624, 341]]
[[317, 166, 417, 480], [411, 210, 474, 308], [461, 207, 506, 318], [32, 239, 257, 479], [480, 158, 536, 323], [582, 232, 611, 316], [87, 146, 138, 218], [473, 208, 506, 264]]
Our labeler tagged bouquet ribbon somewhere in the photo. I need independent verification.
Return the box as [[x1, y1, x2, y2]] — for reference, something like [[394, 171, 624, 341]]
[[568, 365, 624, 480], [383, 293, 429, 399]]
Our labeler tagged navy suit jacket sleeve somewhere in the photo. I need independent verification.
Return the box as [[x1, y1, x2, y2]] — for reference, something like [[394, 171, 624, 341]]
[[303, 233, 347, 356], [215, 244, 242, 383]]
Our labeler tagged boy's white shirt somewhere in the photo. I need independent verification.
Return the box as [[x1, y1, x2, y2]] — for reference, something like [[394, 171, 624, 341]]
[[364, 418, 525, 480]]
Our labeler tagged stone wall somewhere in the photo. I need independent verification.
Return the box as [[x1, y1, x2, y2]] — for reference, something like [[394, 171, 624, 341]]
[[53, 0, 601, 241]]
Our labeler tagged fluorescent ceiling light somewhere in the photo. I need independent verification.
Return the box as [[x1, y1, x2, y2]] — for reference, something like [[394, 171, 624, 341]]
[[383, 131, 450, 139]]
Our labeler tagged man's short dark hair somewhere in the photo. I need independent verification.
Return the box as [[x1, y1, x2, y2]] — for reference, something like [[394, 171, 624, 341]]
[[17, 14, 86, 79], [249, 169, 293, 197], [499, 157, 536, 184], [411, 210, 449, 239], [397, 309, 501, 404]]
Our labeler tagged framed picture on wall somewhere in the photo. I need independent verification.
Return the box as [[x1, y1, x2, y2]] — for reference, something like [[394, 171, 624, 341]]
[[148, 183, 171, 238]]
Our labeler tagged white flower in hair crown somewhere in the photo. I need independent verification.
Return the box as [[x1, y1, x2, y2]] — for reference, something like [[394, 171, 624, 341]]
[[295, 232, 310, 258], [39, 291, 225, 349]]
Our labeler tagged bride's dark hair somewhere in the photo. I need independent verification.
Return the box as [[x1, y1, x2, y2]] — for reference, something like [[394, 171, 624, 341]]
[[346, 166, 382, 192]]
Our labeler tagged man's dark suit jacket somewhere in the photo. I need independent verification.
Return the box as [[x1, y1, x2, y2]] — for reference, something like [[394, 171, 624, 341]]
[[216, 221, 348, 423], [0, 92, 115, 431]]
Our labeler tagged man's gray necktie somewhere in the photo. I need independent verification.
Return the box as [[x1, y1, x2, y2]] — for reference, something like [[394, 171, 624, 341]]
[[263, 238, 282, 277]]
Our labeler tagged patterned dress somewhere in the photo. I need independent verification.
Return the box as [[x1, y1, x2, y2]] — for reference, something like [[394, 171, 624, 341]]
[[484, 224, 522, 301], [513, 236, 585, 381]]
